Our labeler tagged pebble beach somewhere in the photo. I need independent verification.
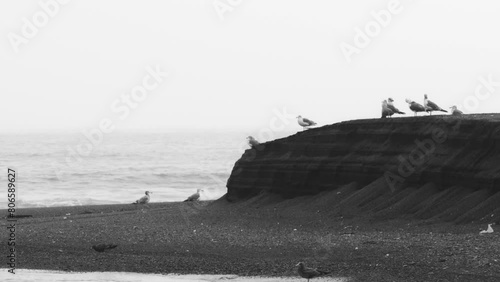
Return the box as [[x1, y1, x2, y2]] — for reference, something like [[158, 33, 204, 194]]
[[2, 192, 499, 281]]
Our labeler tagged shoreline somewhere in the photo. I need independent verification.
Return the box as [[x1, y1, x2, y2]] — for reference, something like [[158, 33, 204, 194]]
[[2, 194, 499, 281]]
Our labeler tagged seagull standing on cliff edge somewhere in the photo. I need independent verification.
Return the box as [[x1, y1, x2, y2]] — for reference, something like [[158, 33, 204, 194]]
[[381, 100, 394, 118], [450, 105, 463, 116], [405, 99, 426, 116], [424, 94, 448, 115], [387, 98, 405, 115], [297, 115, 317, 130], [247, 136, 260, 148]]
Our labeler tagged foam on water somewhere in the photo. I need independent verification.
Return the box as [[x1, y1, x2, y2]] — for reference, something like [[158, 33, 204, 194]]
[[0, 269, 350, 282]]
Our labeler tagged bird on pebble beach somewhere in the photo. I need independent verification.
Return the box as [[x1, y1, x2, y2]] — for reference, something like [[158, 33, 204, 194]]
[[381, 100, 394, 118], [450, 105, 463, 116], [297, 115, 317, 130], [132, 191, 151, 204], [247, 136, 260, 148], [296, 262, 330, 282], [387, 98, 405, 115], [480, 223, 494, 234], [405, 99, 426, 116], [424, 94, 448, 115], [92, 243, 118, 252], [184, 189, 203, 202]]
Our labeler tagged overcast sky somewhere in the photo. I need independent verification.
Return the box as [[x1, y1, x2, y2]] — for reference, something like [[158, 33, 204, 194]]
[[1, 0, 500, 134]]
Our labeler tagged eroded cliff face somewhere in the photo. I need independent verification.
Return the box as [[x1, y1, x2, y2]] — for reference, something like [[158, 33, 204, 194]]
[[226, 115, 500, 210]]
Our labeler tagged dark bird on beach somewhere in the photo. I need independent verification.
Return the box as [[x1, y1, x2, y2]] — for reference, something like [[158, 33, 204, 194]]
[[450, 105, 463, 116], [405, 99, 426, 116], [424, 94, 447, 115], [381, 100, 394, 118], [92, 243, 117, 252], [247, 136, 260, 148], [132, 191, 151, 204], [297, 115, 317, 130], [296, 262, 330, 282], [184, 189, 203, 202], [387, 98, 405, 115]]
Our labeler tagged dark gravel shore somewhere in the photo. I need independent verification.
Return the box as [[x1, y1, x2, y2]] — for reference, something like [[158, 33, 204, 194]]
[[2, 194, 499, 281]]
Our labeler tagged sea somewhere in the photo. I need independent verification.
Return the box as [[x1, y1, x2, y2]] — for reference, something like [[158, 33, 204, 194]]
[[0, 131, 292, 208]]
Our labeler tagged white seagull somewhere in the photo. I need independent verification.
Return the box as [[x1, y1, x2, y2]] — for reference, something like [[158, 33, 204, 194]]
[[479, 223, 494, 234], [133, 191, 152, 204], [387, 98, 405, 115], [247, 136, 260, 148], [424, 94, 448, 115], [381, 100, 394, 118], [405, 99, 426, 116], [450, 105, 463, 116], [184, 189, 203, 202], [297, 115, 317, 130]]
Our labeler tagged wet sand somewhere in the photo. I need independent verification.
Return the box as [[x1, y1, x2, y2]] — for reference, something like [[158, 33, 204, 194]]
[[2, 193, 499, 281], [0, 269, 346, 282]]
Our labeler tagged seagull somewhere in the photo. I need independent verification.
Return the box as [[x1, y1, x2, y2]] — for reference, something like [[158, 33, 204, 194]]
[[296, 262, 330, 282], [480, 223, 494, 234], [184, 189, 203, 202], [405, 99, 426, 116], [297, 115, 317, 130], [132, 191, 151, 204], [387, 98, 405, 115], [92, 243, 117, 252], [450, 105, 463, 116], [381, 100, 394, 118], [424, 94, 448, 115], [247, 136, 260, 148]]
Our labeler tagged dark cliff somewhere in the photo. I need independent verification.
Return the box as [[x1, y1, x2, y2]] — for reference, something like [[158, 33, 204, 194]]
[[226, 114, 500, 223]]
